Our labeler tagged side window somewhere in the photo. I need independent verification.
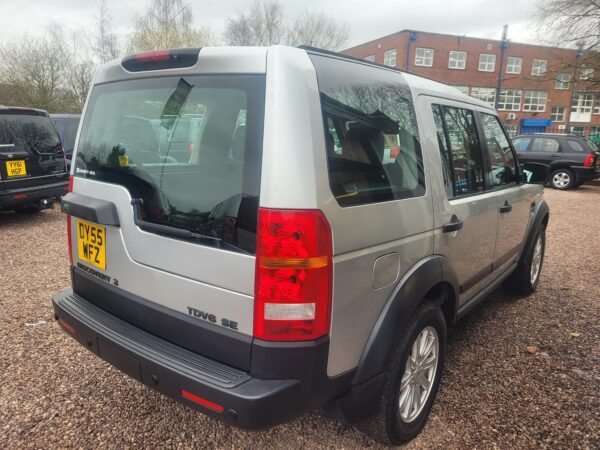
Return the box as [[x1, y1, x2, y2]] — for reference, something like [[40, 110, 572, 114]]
[[531, 138, 560, 152], [65, 118, 80, 149], [442, 106, 485, 196], [310, 55, 425, 207], [480, 113, 518, 188], [566, 140, 586, 153], [432, 105, 454, 199], [512, 137, 531, 152]]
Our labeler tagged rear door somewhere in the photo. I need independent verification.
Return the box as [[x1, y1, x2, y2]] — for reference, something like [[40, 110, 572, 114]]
[[70, 73, 265, 339], [0, 111, 67, 188]]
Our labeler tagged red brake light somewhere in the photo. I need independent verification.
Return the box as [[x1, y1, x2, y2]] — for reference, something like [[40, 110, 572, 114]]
[[254, 208, 332, 341], [67, 176, 74, 265], [584, 153, 595, 167], [135, 49, 171, 62]]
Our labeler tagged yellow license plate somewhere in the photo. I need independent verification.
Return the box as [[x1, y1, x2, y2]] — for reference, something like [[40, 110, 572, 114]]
[[76, 219, 106, 270], [6, 160, 26, 177]]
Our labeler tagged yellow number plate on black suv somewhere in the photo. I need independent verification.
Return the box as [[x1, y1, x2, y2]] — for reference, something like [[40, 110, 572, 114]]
[[76, 219, 106, 270], [6, 160, 26, 177]]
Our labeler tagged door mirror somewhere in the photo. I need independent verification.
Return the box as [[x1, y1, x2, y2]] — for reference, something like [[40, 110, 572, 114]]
[[521, 163, 548, 184]]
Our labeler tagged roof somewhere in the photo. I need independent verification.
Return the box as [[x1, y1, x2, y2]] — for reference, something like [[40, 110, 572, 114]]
[[0, 105, 48, 116]]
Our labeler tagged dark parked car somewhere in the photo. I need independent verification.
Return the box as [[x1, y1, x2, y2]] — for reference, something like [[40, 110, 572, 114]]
[[513, 133, 600, 189], [0, 106, 69, 213], [51, 114, 81, 169]]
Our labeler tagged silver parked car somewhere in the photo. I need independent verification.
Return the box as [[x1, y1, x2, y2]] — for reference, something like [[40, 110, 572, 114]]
[[53, 46, 549, 444]]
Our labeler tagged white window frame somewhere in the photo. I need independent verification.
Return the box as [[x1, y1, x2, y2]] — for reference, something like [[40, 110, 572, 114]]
[[415, 47, 434, 67], [523, 90, 547, 112], [504, 124, 518, 137], [497, 89, 522, 111], [470, 87, 496, 105], [550, 106, 565, 122], [364, 55, 375, 62], [555, 73, 571, 90], [531, 59, 547, 76], [383, 49, 397, 67], [506, 56, 523, 74], [479, 54, 496, 72], [578, 66, 594, 81], [453, 85, 469, 95], [572, 93, 594, 113], [593, 101, 600, 115], [448, 50, 466, 70]]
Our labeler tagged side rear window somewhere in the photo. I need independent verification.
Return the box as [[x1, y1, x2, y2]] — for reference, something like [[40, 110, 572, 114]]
[[566, 140, 586, 153], [531, 138, 560, 152], [65, 117, 80, 149], [440, 106, 485, 196], [309, 55, 425, 207]]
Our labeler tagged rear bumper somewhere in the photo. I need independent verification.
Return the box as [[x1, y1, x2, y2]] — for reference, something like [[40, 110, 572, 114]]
[[53, 288, 348, 429], [0, 180, 68, 208], [573, 166, 600, 183]]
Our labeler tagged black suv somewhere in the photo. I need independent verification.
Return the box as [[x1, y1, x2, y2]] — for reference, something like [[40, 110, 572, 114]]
[[0, 106, 69, 212], [513, 133, 600, 190]]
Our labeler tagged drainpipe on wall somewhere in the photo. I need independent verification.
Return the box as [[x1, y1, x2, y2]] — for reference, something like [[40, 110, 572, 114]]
[[494, 25, 509, 111], [406, 32, 417, 72], [566, 48, 584, 133]]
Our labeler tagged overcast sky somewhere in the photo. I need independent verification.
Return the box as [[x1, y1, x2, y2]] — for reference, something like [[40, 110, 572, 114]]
[[0, 0, 541, 48]]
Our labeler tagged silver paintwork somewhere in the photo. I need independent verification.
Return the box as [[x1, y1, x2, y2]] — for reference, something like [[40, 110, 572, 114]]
[[399, 325, 439, 422], [73, 46, 544, 377]]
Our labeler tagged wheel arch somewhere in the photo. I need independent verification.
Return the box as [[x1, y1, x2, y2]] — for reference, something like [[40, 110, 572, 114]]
[[521, 199, 550, 264]]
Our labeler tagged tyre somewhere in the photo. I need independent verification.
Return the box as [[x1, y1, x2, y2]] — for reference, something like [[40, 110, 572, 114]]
[[550, 168, 574, 190], [357, 300, 446, 445], [14, 205, 42, 214], [504, 228, 545, 296]]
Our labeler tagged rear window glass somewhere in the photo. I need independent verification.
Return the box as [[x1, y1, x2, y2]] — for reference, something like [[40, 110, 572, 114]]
[[75, 75, 265, 254], [309, 55, 425, 207], [0, 114, 61, 153]]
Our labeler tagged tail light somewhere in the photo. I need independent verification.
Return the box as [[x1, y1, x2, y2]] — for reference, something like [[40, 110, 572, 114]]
[[253, 208, 332, 341], [66, 176, 74, 265], [121, 48, 200, 72], [584, 153, 595, 167]]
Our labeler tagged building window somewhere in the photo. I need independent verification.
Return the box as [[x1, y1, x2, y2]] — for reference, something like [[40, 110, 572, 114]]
[[415, 47, 434, 67], [555, 73, 571, 89], [506, 56, 522, 74], [453, 85, 469, 95], [364, 55, 375, 62], [578, 66, 594, 81], [497, 89, 522, 111], [593, 101, 600, 115], [383, 49, 397, 67], [531, 59, 547, 76], [479, 54, 496, 72], [572, 93, 594, 113], [523, 90, 547, 112], [550, 106, 565, 122], [504, 124, 518, 136], [448, 50, 466, 69], [470, 87, 496, 105]]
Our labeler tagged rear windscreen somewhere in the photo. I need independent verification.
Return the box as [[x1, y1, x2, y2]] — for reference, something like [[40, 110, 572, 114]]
[[0, 114, 61, 153], [74, 75, 265, 254]]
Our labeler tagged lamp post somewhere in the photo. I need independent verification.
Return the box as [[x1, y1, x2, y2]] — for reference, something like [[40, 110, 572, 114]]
[[494, 25, 509, 111]]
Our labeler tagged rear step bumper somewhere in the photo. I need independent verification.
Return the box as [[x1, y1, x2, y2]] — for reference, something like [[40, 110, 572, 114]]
[[0, 180, 68, 208], [53, 289, 302, 429]]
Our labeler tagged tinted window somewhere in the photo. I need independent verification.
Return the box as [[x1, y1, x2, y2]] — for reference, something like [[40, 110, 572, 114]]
[[0, 114, 61, 153], [442, 106, 484, 196], [480, 113, 518, 188], [432, 105, 454, 199], [512, 137, 531, 152], [75, 75, 265, 254], [531, 138, 559, 152], [310, 55, 424, 206], [65, 117, 80, 149], [566, 140, 586, 153]]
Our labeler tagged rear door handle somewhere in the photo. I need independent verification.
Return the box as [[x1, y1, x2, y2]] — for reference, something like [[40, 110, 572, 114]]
[[443, 215, 463, 233], [500, 201, 512, 214]]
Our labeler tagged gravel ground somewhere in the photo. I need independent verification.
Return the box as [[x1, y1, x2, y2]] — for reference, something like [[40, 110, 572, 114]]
[[1, 186, 599, 449]]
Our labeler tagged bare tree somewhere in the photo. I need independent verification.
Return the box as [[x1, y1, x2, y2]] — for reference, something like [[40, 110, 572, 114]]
[[288, 10, 349, 50], [127, 0, 214, 53], [225, 0, 286, 46], [225, 0, 348, 50], [93, 0, 120, 62]]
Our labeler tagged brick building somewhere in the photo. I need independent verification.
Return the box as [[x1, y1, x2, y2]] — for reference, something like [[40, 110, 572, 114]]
[[344, 30, 600, 137]]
